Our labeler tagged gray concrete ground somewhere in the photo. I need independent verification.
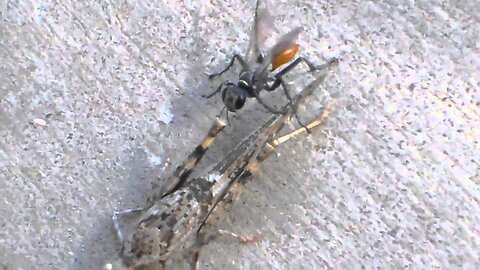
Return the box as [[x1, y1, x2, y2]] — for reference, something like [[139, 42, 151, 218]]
[[1, 0, 479, 269]]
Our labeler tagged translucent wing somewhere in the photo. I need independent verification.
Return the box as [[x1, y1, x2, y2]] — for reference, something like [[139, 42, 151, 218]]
[[245, 1, 277, 63], [254, 26, 303, 85]]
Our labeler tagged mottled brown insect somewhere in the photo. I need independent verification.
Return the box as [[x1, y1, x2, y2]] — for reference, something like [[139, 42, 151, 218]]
[[105, 66, 336, 269]]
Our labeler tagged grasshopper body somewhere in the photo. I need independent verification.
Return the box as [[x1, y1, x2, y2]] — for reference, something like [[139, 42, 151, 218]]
[[105, 69, 333, 269]]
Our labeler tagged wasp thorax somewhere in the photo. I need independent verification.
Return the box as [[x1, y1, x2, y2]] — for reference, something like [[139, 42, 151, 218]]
[[222, 85, 247, 112]]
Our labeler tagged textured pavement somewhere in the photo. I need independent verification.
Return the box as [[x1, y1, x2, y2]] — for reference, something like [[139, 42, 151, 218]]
[[0, 0, 479, 269]]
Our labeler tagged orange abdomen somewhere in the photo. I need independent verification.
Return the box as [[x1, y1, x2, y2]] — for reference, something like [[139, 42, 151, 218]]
[[272, 43, 299, 70]]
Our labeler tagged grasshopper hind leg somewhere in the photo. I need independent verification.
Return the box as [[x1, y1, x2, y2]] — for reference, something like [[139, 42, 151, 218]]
[[112, 118, 227, 243], [190, 101, 337, 267], [279, 77, 312, 133], [156, 118, 227, 199], [252, 90, 287, 115]]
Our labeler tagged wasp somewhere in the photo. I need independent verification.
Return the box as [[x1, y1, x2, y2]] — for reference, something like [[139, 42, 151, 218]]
[[204, 0, 337, 119], [105, 67, 337, 269]]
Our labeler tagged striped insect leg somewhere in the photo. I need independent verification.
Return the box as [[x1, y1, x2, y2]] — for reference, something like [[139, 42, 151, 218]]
[[150, 118, 226, 202], [194, 100, 338, 255], [272, 100, 338, 147], [251, 100, 338, 173]]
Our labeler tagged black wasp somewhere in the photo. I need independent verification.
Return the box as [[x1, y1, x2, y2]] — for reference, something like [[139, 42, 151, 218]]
[[204, 0, 337, 120]]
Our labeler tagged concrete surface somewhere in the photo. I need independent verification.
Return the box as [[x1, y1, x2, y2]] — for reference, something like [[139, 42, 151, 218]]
[[0, 0, 479, 269]]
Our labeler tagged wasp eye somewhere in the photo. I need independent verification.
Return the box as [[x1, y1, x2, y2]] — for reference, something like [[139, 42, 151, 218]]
[[222, 86, 246, 112]]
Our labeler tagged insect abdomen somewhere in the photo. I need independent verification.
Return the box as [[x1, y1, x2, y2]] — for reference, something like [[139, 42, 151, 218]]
[[272, 43, 299, 70]]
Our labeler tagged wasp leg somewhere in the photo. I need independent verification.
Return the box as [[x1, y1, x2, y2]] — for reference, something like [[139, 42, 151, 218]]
[[252, 90, 287, 114], [112, 207, 144, 242], [264, 58, 311, 92], [206, 54, 249, 79], [277, 56, 321, 75], [267, 57, 339, 91], [276, 77, 311, 133], [202, 80, 235, 99]]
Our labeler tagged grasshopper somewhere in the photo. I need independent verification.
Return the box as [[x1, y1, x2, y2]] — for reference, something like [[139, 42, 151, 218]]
[[104, 64, 336, 269]]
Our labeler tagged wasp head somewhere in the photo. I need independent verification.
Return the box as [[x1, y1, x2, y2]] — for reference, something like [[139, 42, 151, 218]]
[[222, 85, 247, 112]]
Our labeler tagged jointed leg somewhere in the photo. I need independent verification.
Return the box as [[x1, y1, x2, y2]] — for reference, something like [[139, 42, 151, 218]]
[[278, 77, 311, 133], [216, 230, 264, 243], [206, 54, 248, 79], [272, 100, 338, 146], [252, 90, 286, 114], [196, 101, 337, 253], [277, 56, 333, 77], [217, 106, 232, 125], [225, 110, 231, 126], [264, 76, 310, 132], [202, 80, 234, 99], [154, 118, 227, 199], [191, 228, 262, 270], [268, 57, 340, 91], [254, 100, 338, 163], [190, 228, 261, 270], [189, 101, 337, 267]]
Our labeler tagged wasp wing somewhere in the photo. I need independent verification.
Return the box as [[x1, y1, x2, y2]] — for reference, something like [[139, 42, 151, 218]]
[[245, 1, 277, 63], [253, 26, 303, 87]]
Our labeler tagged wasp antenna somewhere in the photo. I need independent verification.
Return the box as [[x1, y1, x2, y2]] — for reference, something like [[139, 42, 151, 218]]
[[218, 105, 227, 118], [225, 110, 231, 126]]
